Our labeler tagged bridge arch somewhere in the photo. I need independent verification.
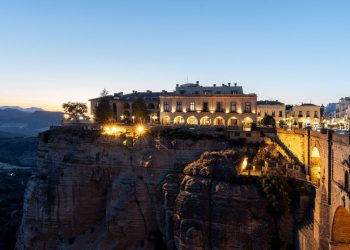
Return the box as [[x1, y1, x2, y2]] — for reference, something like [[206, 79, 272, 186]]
[[310, 147, 321, 186], [331, 206, 350, 247]]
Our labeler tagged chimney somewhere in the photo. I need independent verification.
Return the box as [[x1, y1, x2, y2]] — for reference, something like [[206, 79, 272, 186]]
[[176, 84, 179, 87], [222, 83, 225, 87], [196, 81, 199, 85], [234, 83, 237, 87], [228, 83, 231, 86], [213, 84, 216, 87]]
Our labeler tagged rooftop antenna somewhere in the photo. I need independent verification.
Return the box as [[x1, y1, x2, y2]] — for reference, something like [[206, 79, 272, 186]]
[[186, 75, 189, 83]]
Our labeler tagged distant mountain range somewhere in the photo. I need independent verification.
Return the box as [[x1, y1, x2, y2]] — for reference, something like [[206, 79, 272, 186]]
[[0, 106, 44, 113], [0, 107, 62, 136]]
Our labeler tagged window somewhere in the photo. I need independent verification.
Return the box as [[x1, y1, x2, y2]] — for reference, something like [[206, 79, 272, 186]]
[[245, 102, 251, 113], [163, 101, 169, 112], [306, 111, 310, 117], [176, 101, 182, 112], [124, 103, 130, 109], [147, 103, 155, 109], [298, 111, 303, 117], [189, 101, 195, 111], [202, 102, 209, 112], [230, 102, 236, 112], [314, 111, 318, 117], [216, 102, 223, 112], [271, 111, 275, 117], [279, 111, 283, 117]]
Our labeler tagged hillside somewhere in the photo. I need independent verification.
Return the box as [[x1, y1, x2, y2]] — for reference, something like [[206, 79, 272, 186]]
[[0, 108, 62, 136]]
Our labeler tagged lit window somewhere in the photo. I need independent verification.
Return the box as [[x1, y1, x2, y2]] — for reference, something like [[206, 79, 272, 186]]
[[230, 102, 236, 112], [176, 101, 182, 112], [245, 102, 251, 113], [189, 101, 195, 111], [163, 101, 169, 112]]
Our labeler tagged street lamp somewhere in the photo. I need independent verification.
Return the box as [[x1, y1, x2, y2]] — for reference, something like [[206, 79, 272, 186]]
[[132, 115, 135, 123]]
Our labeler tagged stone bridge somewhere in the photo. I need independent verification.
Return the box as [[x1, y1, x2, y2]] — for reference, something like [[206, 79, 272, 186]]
[[275, 128, 350, 250]]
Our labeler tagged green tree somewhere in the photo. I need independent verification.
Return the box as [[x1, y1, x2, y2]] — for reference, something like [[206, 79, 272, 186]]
[[260, 170, 289, 248], [278, 120, 287, 128], [62, 102, 88, 122], [93, 97, 114, 123], [132, 97, 149, 122], [261, 115, 276, 127]]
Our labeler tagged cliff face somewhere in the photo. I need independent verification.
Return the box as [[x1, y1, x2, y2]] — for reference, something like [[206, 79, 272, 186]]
[[16, 127, 309, 249], [164, 151, 276, 250], [16, 128, 231, 249]]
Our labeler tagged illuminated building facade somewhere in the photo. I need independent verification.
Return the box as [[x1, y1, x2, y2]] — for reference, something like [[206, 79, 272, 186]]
[[289, 103, 321, 128], [257, 100, 286, 125], [159, 83, 257, 131]]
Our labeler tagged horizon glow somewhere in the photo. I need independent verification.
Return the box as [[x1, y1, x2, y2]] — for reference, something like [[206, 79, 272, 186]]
[[0, 1, 349, 111]]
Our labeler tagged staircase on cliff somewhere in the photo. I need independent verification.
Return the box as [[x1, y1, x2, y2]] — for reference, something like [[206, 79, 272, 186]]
[[265, 133, 306, 175]]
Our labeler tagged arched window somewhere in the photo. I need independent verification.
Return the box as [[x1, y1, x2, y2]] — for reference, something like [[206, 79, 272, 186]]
[[124, 103, 130, 109], [148, 103, 155, 109]]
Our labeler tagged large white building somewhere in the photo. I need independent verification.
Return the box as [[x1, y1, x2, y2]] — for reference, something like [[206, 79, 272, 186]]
[[160, 82, 257, 131]]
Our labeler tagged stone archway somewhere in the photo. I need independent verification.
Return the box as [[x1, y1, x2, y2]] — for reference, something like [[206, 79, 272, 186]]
[[162, 116, 170, 125], [228, 117, 239, 126], [242, 117, 253, 131], [331, 206, 350, 249], [174, 116, 185, 124], [200, 116, 211, 125], [213, 116, 225, 126], [187, 116, 198, 125], [310, 147, 321, 186]]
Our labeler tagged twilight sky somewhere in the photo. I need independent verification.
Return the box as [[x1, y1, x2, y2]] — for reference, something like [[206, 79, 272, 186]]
[[0, 1, 349, 111]]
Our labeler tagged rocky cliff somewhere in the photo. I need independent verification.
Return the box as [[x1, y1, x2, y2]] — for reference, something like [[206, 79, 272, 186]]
[[16, 127, 312, 249]]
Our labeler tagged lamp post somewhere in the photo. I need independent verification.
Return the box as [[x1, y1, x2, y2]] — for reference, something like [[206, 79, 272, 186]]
[[132, 115, 135, 123]]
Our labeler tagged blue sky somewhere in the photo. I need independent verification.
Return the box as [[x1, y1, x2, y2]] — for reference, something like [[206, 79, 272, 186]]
[[0, 1, 349, 110]]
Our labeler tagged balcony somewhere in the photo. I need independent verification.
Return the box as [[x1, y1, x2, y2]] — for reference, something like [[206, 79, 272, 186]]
[[298, 114, 303, 117], [202, 108, 209, 112]]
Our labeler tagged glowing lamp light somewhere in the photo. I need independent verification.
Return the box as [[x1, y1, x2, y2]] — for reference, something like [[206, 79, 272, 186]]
[[241, 157, 248, 170], [63, 114, 70, 120], [137, 125, 145, 134]]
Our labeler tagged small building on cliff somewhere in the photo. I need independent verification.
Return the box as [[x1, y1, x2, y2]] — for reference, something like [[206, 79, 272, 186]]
[[89, 90, 165, 122]]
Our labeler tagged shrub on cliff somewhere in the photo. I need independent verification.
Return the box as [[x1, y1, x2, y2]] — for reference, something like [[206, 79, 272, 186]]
[[184, 150, 239, 181], [93, 97, 114, 123], [260, 170, 289, 215]]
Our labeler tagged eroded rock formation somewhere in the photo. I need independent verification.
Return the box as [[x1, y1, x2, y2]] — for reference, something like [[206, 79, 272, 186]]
[[16, 127, 312, 249]]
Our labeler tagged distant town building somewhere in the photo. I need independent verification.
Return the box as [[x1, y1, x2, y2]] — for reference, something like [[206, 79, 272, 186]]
[[290, 103, 321, 128], [159, 82, 257, 131], [89, 90, 163, 122], [335, 97, 350, 119], [257, 100, 286, 125]]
